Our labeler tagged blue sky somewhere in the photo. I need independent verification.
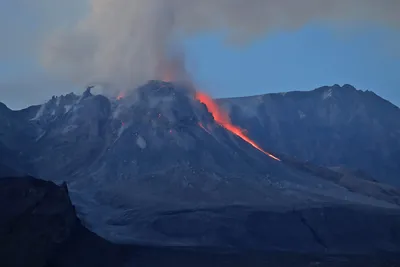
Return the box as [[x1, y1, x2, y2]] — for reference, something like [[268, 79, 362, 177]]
[[0, 1, 399, 109], [184, 26, 400, 105]]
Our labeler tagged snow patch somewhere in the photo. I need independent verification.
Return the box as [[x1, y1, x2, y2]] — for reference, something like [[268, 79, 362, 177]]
[[298, 110, 306, 119], [116, 123, 127, 140], [323, 88, 333, 100], [136, 135, 147, 149], [76, 93, 85, 104], [72, 104, 81, 112], [64, 105, 72, 113], [30, 104, 46, 121]]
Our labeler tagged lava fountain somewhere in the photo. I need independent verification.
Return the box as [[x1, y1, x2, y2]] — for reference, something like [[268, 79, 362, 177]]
[[196, 91, 281, 161]]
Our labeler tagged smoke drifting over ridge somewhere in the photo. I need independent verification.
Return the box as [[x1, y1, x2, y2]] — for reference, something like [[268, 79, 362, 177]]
[[43, 0, 400, 93]]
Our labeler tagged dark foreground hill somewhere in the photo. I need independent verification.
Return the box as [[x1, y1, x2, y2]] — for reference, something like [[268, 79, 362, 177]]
[[0, 176, 129, 267], [1, 176, 400, 267]]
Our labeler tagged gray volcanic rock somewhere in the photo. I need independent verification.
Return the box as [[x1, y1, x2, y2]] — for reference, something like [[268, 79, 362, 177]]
[[32, 93, 112, 179], [218, 84, 400, 186], [145, 204, 400, 253], [280, 155, 400, 206], [3, 83, 399, 186], [1, 81, 400, 253], [1, 175, 400, 267]]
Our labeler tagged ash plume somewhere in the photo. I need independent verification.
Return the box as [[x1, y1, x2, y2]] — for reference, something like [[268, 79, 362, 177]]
[[42, 0, 400, 93]]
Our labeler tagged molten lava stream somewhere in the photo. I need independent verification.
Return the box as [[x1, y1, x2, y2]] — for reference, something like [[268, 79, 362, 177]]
[[195, 91, 281, 162]]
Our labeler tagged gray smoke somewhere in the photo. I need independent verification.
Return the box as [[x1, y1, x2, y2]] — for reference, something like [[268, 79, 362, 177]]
[[42, 0, 400, 93]]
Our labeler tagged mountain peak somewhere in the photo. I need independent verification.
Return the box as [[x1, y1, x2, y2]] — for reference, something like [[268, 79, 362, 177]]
[[83, 86, 94, 98], [342, 84, 357, 90], [315, 84, 357, 94]]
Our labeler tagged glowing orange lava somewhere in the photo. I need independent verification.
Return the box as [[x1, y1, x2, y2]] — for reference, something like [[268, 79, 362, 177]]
[[117, 92, 125, 100], [196, 91, 281, 161]]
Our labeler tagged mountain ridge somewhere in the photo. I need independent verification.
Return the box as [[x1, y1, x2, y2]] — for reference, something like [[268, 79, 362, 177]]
[[0, 82, 398, 187], [218, 84, 400, 185], [1, 81, 400, 246], [218, 84, 399, 109]]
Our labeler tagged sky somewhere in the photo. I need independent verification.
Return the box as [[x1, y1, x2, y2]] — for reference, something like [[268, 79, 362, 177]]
[[0, 1, 399, 109], [186, 26, 400, 103]]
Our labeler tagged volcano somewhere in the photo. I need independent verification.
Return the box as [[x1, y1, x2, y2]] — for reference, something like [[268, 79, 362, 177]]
[[1, 81, 400, 254], [26, 81, 286, 185]]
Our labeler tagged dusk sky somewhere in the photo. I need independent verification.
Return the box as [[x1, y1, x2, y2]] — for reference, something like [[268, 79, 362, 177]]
[[1, 1, 399, 109]]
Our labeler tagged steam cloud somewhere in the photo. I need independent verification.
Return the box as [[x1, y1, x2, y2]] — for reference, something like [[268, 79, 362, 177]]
[[42, 0, 400, 93]]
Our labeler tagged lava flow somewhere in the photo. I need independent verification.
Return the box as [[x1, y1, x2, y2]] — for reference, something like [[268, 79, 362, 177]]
[[196, 91, 281, 162]]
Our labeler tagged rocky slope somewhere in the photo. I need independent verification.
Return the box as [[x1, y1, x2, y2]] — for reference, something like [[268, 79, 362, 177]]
[[1, 81, 400, 250], [2, 83, 399, 185], [1, 175, 400, 267], [219, 84, 400, 185]]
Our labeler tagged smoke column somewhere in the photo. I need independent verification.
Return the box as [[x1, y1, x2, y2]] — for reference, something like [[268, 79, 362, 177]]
[[42, 0, 400, 92]]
